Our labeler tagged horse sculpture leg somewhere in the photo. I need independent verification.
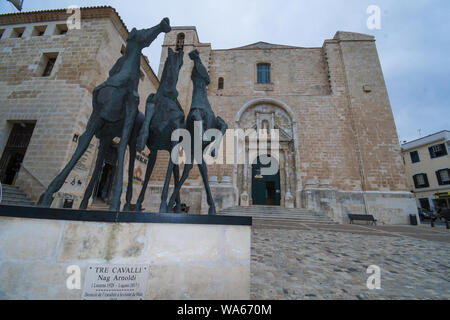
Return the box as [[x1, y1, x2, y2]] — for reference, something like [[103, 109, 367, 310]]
[[123, 140, 137, 211], [109, 96, 138, 212], [135, 151, 157, 211], [38, 114, 104, 207], [167, 162, 193, 211], [172, 164, 182, 213], [79, 139, 107, 209], [198, 159, 216, 215], [159, 158, 175, 213]]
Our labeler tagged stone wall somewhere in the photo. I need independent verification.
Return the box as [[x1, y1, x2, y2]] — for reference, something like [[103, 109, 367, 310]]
[[302, 180, 418, 225], [0, 214, 250, 299]]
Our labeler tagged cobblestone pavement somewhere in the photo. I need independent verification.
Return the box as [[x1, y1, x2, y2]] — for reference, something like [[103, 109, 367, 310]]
[[251, 224, 450, 300]]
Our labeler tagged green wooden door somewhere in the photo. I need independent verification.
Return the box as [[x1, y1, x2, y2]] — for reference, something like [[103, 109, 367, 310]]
[[251, 156, 280, 206]]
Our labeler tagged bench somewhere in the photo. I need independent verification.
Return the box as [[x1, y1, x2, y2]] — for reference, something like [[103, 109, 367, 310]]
[[348, 214, 377, 225]]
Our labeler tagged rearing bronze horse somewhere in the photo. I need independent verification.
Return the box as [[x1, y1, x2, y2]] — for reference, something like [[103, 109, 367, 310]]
[[134, 47, 185, 213], [167, 50, 227, 214], [37, 18, 171, 211]]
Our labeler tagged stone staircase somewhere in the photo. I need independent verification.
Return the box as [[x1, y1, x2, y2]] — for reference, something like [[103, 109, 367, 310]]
[[219, 205, 337, 228], [0, 184, 35, 206]]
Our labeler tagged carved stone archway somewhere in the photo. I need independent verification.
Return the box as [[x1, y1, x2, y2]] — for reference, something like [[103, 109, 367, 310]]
[[234, 98, 302, 208]]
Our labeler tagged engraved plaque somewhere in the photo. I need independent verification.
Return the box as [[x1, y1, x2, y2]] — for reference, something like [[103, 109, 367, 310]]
[[82, 264, 150, 300]]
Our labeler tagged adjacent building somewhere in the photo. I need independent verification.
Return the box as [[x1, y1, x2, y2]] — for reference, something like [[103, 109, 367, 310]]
[[401, 131, 450, 211]]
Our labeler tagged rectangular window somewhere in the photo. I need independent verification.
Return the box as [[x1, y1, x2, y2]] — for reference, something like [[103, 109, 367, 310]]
[[10, 27, 25, 38], [429, 143, 448, 159], [436, 169, 450, 185], [39, 52, 59, 77], [413, 173, 429, 189], [55, 24, 68, 35], [410, 151, 420, 163], [32, 25, 47, 37], [257, 63, 271, 84]]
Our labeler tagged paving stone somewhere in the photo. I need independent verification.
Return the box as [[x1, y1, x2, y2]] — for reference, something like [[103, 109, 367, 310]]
[[251, 226, 450, 299]]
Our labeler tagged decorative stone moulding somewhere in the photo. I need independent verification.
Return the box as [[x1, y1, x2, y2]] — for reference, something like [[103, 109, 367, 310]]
[[209, 176, 218, 184], [221, 176, 232, 184], [305, 178, 318, 187]]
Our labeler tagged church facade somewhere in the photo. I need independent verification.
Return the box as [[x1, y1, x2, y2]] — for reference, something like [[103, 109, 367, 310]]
[[155, 27, 416, 224], [0, 7, 416, 224]]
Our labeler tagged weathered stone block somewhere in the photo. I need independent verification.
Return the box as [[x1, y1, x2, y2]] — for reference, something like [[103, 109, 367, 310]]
[[0, 217, 61, 260]]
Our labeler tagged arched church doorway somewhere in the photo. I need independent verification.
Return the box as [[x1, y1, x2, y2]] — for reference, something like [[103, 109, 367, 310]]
[[234, 98, 302, 208], [252, 155, 280, 206]]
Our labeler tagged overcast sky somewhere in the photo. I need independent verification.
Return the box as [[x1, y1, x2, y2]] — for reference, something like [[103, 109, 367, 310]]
[[1, 0, 448, 143]]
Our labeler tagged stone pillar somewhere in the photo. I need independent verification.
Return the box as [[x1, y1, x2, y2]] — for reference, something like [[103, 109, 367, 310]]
[[303, 178, 318, 211], [240, 164, 249, 206], [284, 149, 294, 208], [221, 176, 231, 184], [209, 176, 218, 185]]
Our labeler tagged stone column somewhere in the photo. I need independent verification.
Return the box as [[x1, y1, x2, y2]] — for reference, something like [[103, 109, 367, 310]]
[[284, 149, 294, 208], [240, 163, 249, 206]]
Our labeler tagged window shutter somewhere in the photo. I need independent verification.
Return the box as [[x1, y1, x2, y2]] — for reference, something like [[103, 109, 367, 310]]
[[257, 63, 271, 84], [429, 146, 436, 158], [436, 170, 443, 185], [423, 174, 429, 187], [436, 169, 450, 185], [443, 144, 448, 156], [413, 173, 429, 188], [413, 175, 419, 188]]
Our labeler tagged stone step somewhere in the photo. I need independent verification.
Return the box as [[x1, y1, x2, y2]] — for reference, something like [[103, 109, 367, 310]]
[[2, 186, 24, 194], [2, 192, 30, 200], [222, 205, 310, 210], [219, 206, 335, 225], [224, 212, 328, 220], [1, 184, 35, 206], [220, 211, 327, 218], [1, 199, 35, 206], [221, 209, 317, 215], [253, 218, 336, 224], [221, 207, 315, 213], [253, 221, 337, 229]]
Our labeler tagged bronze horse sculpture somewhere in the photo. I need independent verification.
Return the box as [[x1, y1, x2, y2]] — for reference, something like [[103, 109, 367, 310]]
[[134, 47, 185, 213], [78, 48, 184, 212], [167, 50, 227, 214], [37, 18, 171, 211]]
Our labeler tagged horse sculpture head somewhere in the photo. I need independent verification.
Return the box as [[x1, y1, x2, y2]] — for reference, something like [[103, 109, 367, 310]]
[[158, 47, 184, 99], [127, 17, 171, 50], [189, 49, 210, 85]]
